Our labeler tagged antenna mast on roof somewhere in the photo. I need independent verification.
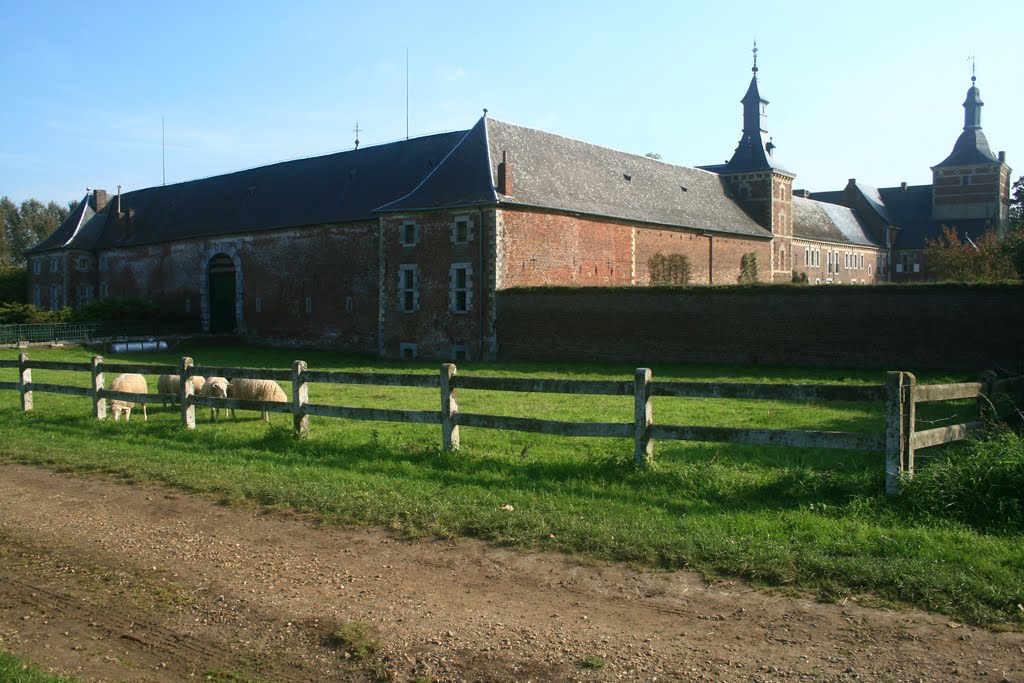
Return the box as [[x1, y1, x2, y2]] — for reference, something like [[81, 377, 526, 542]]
[[162, 116, 166, 186], [354, 122, 361, 150], [406, 47, 410, 140]]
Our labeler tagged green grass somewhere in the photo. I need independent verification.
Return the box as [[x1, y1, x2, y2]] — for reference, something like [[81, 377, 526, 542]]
[[0, 341, 1020, 628], [0, 651, 78, 683]]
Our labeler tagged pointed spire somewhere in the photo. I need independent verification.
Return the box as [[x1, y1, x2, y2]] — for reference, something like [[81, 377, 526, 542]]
[[934, 71, 998, 167], [723, 43, 790, 175]]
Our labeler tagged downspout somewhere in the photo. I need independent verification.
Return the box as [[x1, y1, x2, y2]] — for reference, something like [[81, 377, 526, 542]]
[[707, 234, 714, 284], [478, 206, 485, 360]]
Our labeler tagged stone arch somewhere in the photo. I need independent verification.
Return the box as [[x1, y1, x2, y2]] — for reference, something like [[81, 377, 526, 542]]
[[199, 247, 243, 334]]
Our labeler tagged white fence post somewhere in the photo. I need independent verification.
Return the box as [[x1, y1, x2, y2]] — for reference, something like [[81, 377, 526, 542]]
[[884, 371, 905, 495], [91, 355, 106, 421], [293, 360, 309, 437], [903, 372, 917, 479], [18, 353, 32, 412], [180, 356, 196, 430], [441, 363, 459, 451], [634, 368, 653, 466]]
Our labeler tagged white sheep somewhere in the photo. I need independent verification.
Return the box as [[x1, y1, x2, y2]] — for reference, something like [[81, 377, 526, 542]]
[[227, 378, 288, 422], [108, 373, 148, 422], [200, 376, 229, 422], [156, 374, 207, 408]]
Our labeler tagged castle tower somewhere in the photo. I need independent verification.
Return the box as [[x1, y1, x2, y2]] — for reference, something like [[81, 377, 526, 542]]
[[719, 43, 795, 282], [931, 75, 1011, 231]]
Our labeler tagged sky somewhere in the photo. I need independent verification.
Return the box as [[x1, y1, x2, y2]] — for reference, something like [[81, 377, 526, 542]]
[[1, 0, 1020, 206]]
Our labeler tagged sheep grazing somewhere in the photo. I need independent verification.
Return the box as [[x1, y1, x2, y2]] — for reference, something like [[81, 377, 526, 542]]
[[108, 373, 148, 422], [156, 374, 207, 408], [227, 378, 287, 422], [200, 376, 230, 422]]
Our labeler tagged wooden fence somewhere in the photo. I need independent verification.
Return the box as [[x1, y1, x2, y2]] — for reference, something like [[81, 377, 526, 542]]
[[1, 354, 1020, 496]]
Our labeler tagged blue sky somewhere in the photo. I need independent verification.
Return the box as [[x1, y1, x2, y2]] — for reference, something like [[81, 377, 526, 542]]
[[2, 1, 1020, 205]]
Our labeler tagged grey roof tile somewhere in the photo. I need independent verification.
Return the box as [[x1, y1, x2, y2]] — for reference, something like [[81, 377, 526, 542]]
[[792, 196, 881, 248]]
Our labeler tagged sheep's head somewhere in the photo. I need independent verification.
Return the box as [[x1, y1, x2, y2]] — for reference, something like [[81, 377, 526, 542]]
[[208, 379, 228, 398], [111, 405, 131, 421]]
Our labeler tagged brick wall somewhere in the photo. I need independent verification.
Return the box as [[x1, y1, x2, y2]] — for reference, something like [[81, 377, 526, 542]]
[[497, 285, 1024, 370], [97, 222, 379, 353]]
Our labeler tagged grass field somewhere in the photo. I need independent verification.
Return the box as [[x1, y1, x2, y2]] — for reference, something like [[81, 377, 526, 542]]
[[0, 341, 1021, 628], [0, 650, 78, 683]]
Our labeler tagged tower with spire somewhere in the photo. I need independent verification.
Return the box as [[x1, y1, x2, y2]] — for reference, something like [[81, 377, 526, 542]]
[[717, 42, 796, 281], [930, 70, 1011, 231]]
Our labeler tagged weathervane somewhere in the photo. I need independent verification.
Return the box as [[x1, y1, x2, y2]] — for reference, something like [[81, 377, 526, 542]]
[[354, 122, 362, 150], [752, 39, 758, 74], [969, 52, 976, 84]]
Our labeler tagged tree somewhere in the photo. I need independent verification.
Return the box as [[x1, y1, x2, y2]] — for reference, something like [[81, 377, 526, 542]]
[[648, 253, 691, 285], [1009, 175, 1023, 229], [0, 196, 73, 266], [924, 225, 1020, 283]]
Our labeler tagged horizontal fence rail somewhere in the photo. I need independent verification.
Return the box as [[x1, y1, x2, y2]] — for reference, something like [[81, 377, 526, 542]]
[[2, 353, 1021, 496]]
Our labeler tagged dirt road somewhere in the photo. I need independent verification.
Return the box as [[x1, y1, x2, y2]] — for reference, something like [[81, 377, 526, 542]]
[[0, 464, 1021, 682]]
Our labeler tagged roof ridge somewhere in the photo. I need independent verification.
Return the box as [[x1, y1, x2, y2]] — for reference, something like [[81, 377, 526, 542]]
[[60, 195, 93, 248]]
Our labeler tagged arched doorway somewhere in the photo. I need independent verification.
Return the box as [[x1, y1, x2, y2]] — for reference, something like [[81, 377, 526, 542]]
[[207, 254, 237, 334]]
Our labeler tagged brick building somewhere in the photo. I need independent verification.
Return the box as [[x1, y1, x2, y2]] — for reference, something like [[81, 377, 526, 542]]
[[25, 55, 1011, 359]]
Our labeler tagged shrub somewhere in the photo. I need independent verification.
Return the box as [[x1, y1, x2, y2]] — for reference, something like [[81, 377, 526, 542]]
[[648, 253, 691, 285], [69, 297, 169, 322], [0, 301, 70, 324], [0, 265, 26, 304], [738, 252, 759, 284], [900, 428, 1024, 533]]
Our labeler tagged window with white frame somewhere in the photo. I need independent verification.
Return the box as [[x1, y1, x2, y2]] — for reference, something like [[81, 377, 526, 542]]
[[804, 249, 809, 266], [50, 256, 59, 273], [99, 282, 109, 299], [835, 251, 840, 273], [32, 285, 40, 308], [400, 221, 419, 247], [827, 250, 833, 273], [860, 254, 865, 270], [32, 258, 41, 275], [449, 263, 473, 313], [450, 215, 473, 245], [49, 284, 59, 310], [399, 342, 418, 360], [399, 264, 419, 313], [76, 256, 91, 272]]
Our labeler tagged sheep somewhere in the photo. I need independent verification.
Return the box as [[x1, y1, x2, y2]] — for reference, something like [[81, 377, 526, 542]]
[[108, 373, 148, 422], [227, 378, 287, 422], [156, 374, 207, 408], [200, 376, 230, 422]]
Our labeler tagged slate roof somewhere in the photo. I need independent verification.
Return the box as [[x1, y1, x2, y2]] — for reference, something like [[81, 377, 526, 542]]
[[811, 182, 994, 250], [791, 196, 881, 248], [85, 131, 467, 249], [479, 118, 772, 239], [31, 116, 776, 253], [26, 196, 94, 254]]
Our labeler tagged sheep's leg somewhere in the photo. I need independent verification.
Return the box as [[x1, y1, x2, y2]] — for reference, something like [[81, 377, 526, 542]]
[[142, 403, 148, 421], [124, 407, 131, 422], [262, 410, 269, 422]]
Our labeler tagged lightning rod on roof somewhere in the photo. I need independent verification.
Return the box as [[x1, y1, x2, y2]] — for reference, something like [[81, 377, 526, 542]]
[[406, 47, 410, 140], [354, 122, 361, 150], [162, 116, 166, 186]]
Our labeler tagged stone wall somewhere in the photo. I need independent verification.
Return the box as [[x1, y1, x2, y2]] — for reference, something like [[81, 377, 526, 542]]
[[496, 285, 1024, 370]]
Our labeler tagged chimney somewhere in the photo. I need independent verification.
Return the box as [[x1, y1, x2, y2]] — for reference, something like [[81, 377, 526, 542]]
[[793, 189, 811, 198], [999, 151, 1006, 163], [848, 178, 857, 186], [900, 181, 908, 192], [117, 185, 122, 216], [92, 189, 108, 212], [497, 150, 513, 196]]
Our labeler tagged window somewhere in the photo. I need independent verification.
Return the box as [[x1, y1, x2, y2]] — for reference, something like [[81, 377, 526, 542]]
[[449, 263, 473, 313], [400, 221, 419, 247], [860, 254, 865, 270], [99, 255, 108, 272], [961, 175, 971, 186], [50, 256, 59, 273], [99, 282, 109, 299], [345, 296, 353, 314], [32, 285, 40, 308], [76, 256, 91, 272], [835, 251, 840, 273], [399, 265, 419, 313], [49, 284, 59, 311], [255, 297, 262, 313], [77, 284, 93, 308], [450, 345, 469, 361], [450, 215, 473, 244], [399, 343, 418, 360], [827, 250, 833, 273], [868, 264, 873, 276], [32, 258, 41, 275], [913, 263, 921, 273], [305, 297, 313, 314], [804, 249, 809, 267]]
